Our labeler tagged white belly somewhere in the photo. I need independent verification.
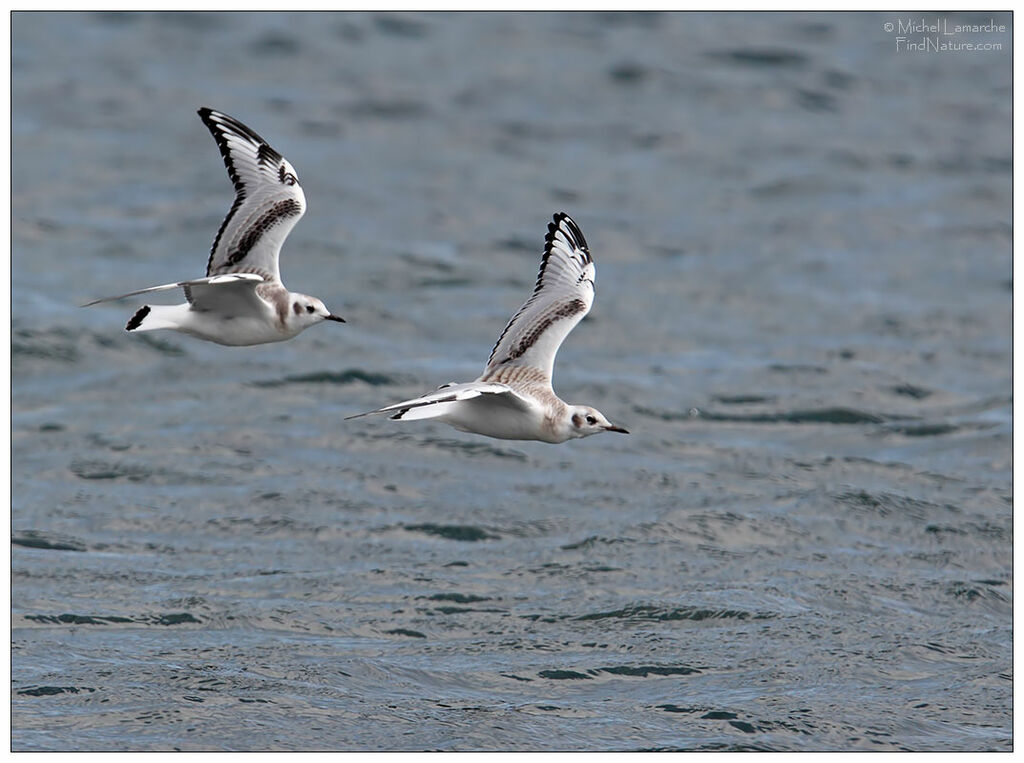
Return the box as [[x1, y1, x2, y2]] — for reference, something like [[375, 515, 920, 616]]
[[443, 398, 561, 443]]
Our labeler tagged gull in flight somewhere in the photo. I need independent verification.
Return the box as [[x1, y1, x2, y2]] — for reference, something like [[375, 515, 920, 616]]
[[348, 213, 628, 443], [83, 108, 344, 345]]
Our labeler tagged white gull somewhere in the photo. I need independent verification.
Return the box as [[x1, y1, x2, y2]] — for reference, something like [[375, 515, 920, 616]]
[[348, 212, 628, 443], [83, 108, 344, 345]]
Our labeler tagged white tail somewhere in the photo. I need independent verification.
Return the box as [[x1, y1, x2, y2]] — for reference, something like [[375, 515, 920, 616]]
[[125, 304, 185, 333]]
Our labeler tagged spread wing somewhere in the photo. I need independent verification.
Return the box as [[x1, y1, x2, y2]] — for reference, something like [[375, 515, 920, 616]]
[[344, 381, 531, 421], [480, 212, 595, 382], [198, 107, 306, 285], [81, 273, 269, 315]]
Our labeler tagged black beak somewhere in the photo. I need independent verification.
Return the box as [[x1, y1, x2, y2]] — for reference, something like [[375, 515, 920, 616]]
[[325, 314, 346, 323], [605, 424, 629, 434]]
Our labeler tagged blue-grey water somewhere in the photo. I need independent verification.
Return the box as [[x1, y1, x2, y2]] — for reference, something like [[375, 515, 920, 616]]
[[12, 11, 1011, 751]]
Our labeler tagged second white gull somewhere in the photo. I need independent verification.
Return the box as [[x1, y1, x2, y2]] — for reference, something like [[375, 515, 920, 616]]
[[347, 212, 628, 443]]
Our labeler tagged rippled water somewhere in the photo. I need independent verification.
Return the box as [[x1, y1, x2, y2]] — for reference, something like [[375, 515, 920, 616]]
[[12, 11, 1011, 751]]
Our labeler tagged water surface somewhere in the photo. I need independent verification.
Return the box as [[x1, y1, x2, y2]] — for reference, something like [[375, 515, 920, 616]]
[[12, 11, 1011, 751]]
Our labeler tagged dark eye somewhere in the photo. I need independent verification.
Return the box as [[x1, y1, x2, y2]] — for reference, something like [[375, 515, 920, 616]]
[[586, 415, 597, 425], [306, 304, 315, 313], [283, 173, 297, 186]]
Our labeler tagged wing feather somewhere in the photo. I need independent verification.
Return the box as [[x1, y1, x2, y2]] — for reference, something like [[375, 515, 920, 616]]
[[81, 273, 264, 307], [345, 382, 526, 421], [197, 108, 306, 284], [480, 212, 595, 382]]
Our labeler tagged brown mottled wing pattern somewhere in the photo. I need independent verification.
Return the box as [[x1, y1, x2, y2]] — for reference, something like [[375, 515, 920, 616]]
[[198, 108, 306, 285], [480, 212, 596, 383]]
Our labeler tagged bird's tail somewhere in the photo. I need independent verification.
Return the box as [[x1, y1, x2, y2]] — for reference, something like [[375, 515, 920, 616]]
[[125, 304, 183, 333]]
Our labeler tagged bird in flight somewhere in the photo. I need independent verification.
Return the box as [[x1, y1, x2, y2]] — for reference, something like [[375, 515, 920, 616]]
[[83, 108, 344, 345], [348, 212, 628, 443]]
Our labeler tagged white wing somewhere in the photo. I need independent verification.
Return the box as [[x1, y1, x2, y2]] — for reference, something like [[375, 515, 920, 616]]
[[198, 108, 306, 284], [345, 381, 531, 421], [480, 212, 595, 382], [81, 272, 270, 317], [82, 273, 265, 309]]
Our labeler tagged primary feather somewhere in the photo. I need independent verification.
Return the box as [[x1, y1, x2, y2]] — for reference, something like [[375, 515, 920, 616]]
[[481, 212, 595, 382]]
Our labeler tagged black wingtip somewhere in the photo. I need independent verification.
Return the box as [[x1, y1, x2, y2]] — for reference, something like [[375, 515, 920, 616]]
[[125, 305, 151, 332], [197, 107, 270, 147], [538, 211, 591, 280], [547, 211, 588, 253], [550, 211, 575, 231], [196, 107, 218, 129]]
